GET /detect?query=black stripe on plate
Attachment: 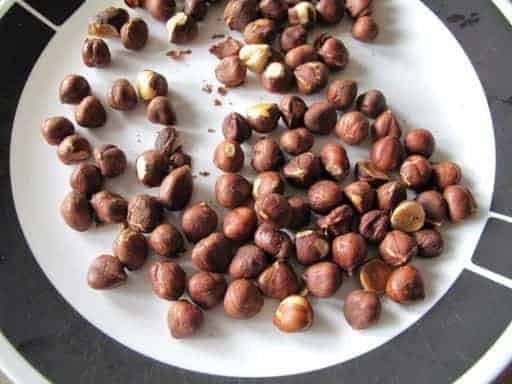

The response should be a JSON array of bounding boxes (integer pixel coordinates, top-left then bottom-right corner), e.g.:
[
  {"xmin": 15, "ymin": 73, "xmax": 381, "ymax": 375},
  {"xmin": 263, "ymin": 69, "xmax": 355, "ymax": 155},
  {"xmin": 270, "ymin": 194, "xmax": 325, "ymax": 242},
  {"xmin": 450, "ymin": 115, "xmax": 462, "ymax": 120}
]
[{"xmin": 22, "ymin": 0, "xmax": 84, "ymax": 26}]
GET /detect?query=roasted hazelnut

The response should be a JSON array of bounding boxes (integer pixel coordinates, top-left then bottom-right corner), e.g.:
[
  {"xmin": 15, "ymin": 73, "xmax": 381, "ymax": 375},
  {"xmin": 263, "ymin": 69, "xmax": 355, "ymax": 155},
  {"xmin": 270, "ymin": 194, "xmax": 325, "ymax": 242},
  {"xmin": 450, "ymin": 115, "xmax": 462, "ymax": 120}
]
[
  {"xmin": 222, "ymin": 112, "xmax": 252, "ymax": 143},
  {"xmin": 317, "ymin": 204, "xmax": 354, "ymax": 238},
  {"xmin": 294, "ymin": 61, "xmax": 329, "ymax": 94},
  {"xmin": 259, "ymin": 0, "xmax": 288, "ymax": 22},
  {"xmin": 254, "ymin": 193, "xmax": 292, "ymax": 228},
  {"xmin": 443, "ymin": 185, "xmax": 476, "ymax": 222},
  {"xmin": 390, "ymin": 201, "xmax": 425, "ymax": 232},
  {"xmin": 127, "ymin": 194, "xmax": 163, "ymax": 233},
  {"xmin": 352, "ymin": 16, "xmax": 378, "ymax": 42},
  {"xmin": 316, "ymin": 0, "xmax": 344, "ymax": 24},
  {"xmin": 304, "ymin": 101, "xmax": 337, "ymax": 135},
  {"xmin": 344, "ymin": 181, "xmax": 375, "ymax": 214},
  {"xmin": 224, "ymin": 279, "xmax": 264, "ymax": 319},
  {"xmin": 251, "ymin": 138, "xmax": 284, "ymax": 172},
  {"xmin": 93, "ymin": 144, "xmax": 127, "ymax": 178},
  {"xmin": 147, "ymin": 96, "xmax": 177, "ymax": 125},
  {"xmin": 148, "ymin": 223, "xmax": 185, "ymax": 257},
  {"xmin": 214, "ymin": 139, "xmax": 244, "ymax": 172},
  {"xmin": 295, "ymin": 230, "xmax": 330, "ymax": 265},
  {"xmin": 254, "ymin": 222, "xmax": 294, "ymax": 259},
  {"xmin": 146, "ymin": 0, "xmax": 176, "ymax": 21},
  {"xmin": 416, "ymin": 190, "xmax": 448, "ymax": 225},
  {"xmin": 355, "ymin": 160, "xmax": 389, "ymax": 187},
  {"xmin": 75, "ymin": 96, "xmax": 107, "ymax": 128},
  {"xmin": 345, "ymin": 0, "xmax": 372, "ymax": 18},
  {"xmin": 70, "ymin": 163, "xmax": 103, "ymax": 195},
  {"xmin": 169, "ymin": 149, "xmax": 191, "ymax": 168},
  {"xmin": 191, "ymin": 232, "xmax": 233, "ymax": 273},
  {"xmin": 359, "ymin": 210, "xmax": 389, "ymax": 243},
  {"xmin": 343, "ymin": 290, "xmax": 381, "ymax": 329},
  {"xmin": 356, "ymin": 89, "xmax": 386, "ymax": 118},
  {"xmin": 209, "ymin": 37, "xmax": 243, "ymax": 59},
  {"xmin": 223, "ymin": 206, "xmax": 257, "ymax": 242},
  {"xmin": 159, "ymin": 165, "xmax": 194, "ymax": 210},
  {"xmin": 379, "ymin": 230, "xmax": 417, "ymax": 267},
  {"xmin": 280, "ymin": 25, "xmax": 308, "ymax": 52},
  {"xmin": 113, "ymin": 226, "xmax": 148, "ymax": 270},
  {"xmin": 57, "ymin": 134, "xmax": 92, "ymax": 165},
  {"xmin": 239, "ymin": 44, "xmax": 272, "ymax": 74},
  {"xmin": 279, "ymin": 95, "xmax": 307, "ymax": 129},
  {"xmin": 326, "ymin": 79, "xmax": 358, "ymax": 110},
  {"xmin": 223, "ymin": 0, "xmax": 260, "ymax": 32},
  {"xmin": 59, "ymin": 74, "xmax": 91, "ymax": 104},
  {"xmin": 302, "ymin": 262, "xmax": 342, "ymax": 297},
  {"xmin": 182, "ymin": 202, "xmax": 218, "ymax": 243},
  {"xmin": 184, "ymin": 0, "xmax": 208, "ymax": 20},
  {"xmin": 229, "ymin": 244, "xmax": 269, "ymax": 279},
  {"xmin": 280, "ymin": 128, "xmax": 314, "ymax": 156},
  {"xmin": 216, "ymin": 173, "xmax": 252, "ymax": 208},
  {"xmin": 107, "ymin": 79, "xmax": 138, "ymax": 111},
  {"xmin": 400, "ymin": 155, "xmax": 432, "ymax": 189},
  {"xmin": 258, "ymin": 260, "xmax": 300, "ymax": 299},
  {"xmin": 386, "ymin": 265, "xmax": 425, "ymax": 303},
  {"xmin": 125, "ymin": 0, "xmax": 145, "ymax": 7},
  {"xmin": 414, "ymin": 228, "xmax": 443, "ymax": 258},
  {"xmin": 404, "ymin": 128, "xmax": 435, "ymax": 158},
  {"xmin": 332, "ymin": 232, "xmax": 367, "ymax": 273},
  {"xmin": 41, "ymin": 116, "xmax": 74, "ymax": 146},
  {"xmin": 167, "ymin": 300, "xmax": 204, "ymax": 338},
  {"xmin": 283, "ymin": 152, "xmax": 323, "ymax": 188},
  {"xmin": 87, "ymin": 255, "xmax": 127, "ymax": 289},
  {"xmin": 288, "ymin": 2, "xmax": 316, "ymax": 28},
  {"xmin": 150, "ymin": 261, "xmax": 186, "ymax": 300},
  {"xmin": 60, "ymin": 190, "xmax": 93, "ymax": 231},
  {"xmin": 243, "ymin": 18, "xmax": 276, "ymax": 44},
  {"xmin": 359, "ymin": 258, "xmax": 392, "ymax": 294},
  {"xmin": 370, "ymin": 136, "xmax": 404, "ymax": 172},
  {"xmin": 273, "ymin": 295, "xmax": 313, "ymax": 332},
  {"xmin": 307, "ymin": 180, "xmax": 344, "ymax": 214},
  {"xmin": 166, "ymin": 12, "xmax": 198, "ymax": 44},
  {"xmin": 432, "ymin": 161, "xmax": 462, "ymax": 190},
  {"xmin": 377, "ymin": 181, "xmax": 406, "ymax": 212},
  {"xmin": 187, "ymin": 271, "xmax": 227, "ymax": 309},
  {"xmin": 92, "ymin": 6, "xmax": 129, "ymax": 33},
  {"xmin": 136, "ymin": 150, "xmax": 168, "ymax": 187},
  {"xmin": 285, "ymin": 44, "xmax": 318, "ymax": 69},
  {"xmin": 261, "ymin": 62, "xmax": 293, "ymax": 93},
  {"xmin": 336, "ymin": 111, "xmax": 369, "ymax": 145},
  {"xmin": 82, "ymin": 38, "xmax": 111, "ymax": 68},
  {"xmin": 371, "ymin": 110, "xmax": 402, "ymax": 141},
  {"xmin": 91, "ymin": 190, "xmax": 128, "ymax": 224},
  {"xmin": 287, "ymin": 195, "xmax": 310, "ymax": 229},
  {"xmin": 215, "ymin": 56, "xmax": 247, "ymax": 87},
  {"xmin": 315, "ymin": 34, "xmax": 349, "ymax": 71},
  {"xmin": 121, "ymin": 18, "xmax": 149, "ymax": 50},
  {"xmin": 320, "ymin": 144, "xmax": 349, "ymax": 181},
  {"xmin": 135, "ymin": 70, "xmax": 168, "ymax": 102},
  {"xmin": 246, "ymin": 102, "xmax": 280, "ymax": 133}
]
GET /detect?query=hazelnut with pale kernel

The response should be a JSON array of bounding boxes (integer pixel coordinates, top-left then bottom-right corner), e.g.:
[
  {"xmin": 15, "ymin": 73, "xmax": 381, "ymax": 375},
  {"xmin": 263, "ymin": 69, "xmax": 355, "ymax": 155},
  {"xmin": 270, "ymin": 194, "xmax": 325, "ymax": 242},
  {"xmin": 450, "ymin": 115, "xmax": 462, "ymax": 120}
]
[
  {"xmin": 166, "ymin": 12, "xmax": 198, "ymax": 44},
  {"xmin": 239, "ymin": 44, "xmax": 272, "ymax": 73},
  {"xmin": 214, "ymin": 139, "xmax": 245, "ymax": 172},
  {"xmin": 294, "ymin": 61, "xmax": 329, "ymax": 94},
  {"xmin": 135, "ymin": 70, "xmax": 168, "ymax": 102},
  {"xmin": 295, "ymin": 230, "xmax": 330, "ymax": 265},
  {"xmin": 136, "ymin": 150, "xmax": 169, "ymax": 187},
  {"xmin": 247, "ymin": 102, "xmax": 281, "ymax": 133},
  {"xmin": 283, "ymin": 152, "xmax": 323, "ymax": 188},
  {"xmin": 261, "ymin": 62, "xmax": 293, "ymax": 93},
  {"xmin": 288, "ymin": 1, "xmax": 317, "ymax": 28},
  {"xmin": 273, "ymin": 295, "xmax": 314, "ymax": 332}
]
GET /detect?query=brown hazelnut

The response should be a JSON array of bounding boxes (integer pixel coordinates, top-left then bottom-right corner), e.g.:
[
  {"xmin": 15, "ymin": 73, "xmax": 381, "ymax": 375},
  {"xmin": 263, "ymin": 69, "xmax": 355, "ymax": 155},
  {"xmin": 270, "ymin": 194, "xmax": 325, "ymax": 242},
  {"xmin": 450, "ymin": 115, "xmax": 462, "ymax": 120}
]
[
  {"xmin": 432, "ymin": 161, "xmax": 462, "ymax": 190},
  {"xmin": 315, "ymin": 34, "xmax": 349, "ymax": 71},
  {"xmin": 147, "ymin": 96, "xmax": 177, "ymax": 125},
  {"xmin": 150, "ymin": 261, "xmax": 186, "ymax": 300},
  {"xmin": 182, "ymin": 202, "xmax": 218, "ymax": 243},
  {"xmin": 246, "ymin": 102, "xmax": 280, "ymax": 133},
  {"xmin": 222, "ymin": 112, "xmax": 252, "ymax": 143},
  {"xmin": 319, "ymin": 143, "xmax": 349, "ymax": 181},
  {"xmin": 169, "ymin": 149, "xmax": 191, "ymax": 169},
  {"xmin": 87, "ymin": 255, "xmax": 127, "ymax": 289},
  {"xmin": 370, "ymin": 136, "xmax": 404, "ymax": 172},
  {"xmin": 59, "ymin": 74, "xmax": 91, "ymax": 104},
  {"xmin": 356, "ymin": 89, "xmax": 386, "ymax": 118},
  {"xmin": 223, "ymin": 206, "xmax": 257, "ymax": 242},
  {"xmin": 121, "ymin": 18, "xmax": 149, "ymax": 50},
  {"xmin": 136, "ymin": 150, "xmax": 169, "ymax": 187},
  {"xmin": 359, "ymin": 209, "xmax": 389, "ymax": 243},
  {"xmin": 295, "ymin": 230, "xmax": 330, "ymax": 265},
  {"xmin": 70, "ymin": 163, "xmax": 103, "ymax": 195},
  {"xmin": 359, "ymin": 258, "xmax": 391, "ymax": 294},
  {"xmin": 285, "ymin": 44, "xmax": 318, "ymax": 69},
  {"xmin": 146, "ymin": 0, "xmax": 176, "ymax": 21},
  {"xmin": 254, "ymin": 193, "xmax": 292, "ymax": 228},
  {"xmin": 280, "ymin": 25, "xmax": 308, "ymax": 52},
  {"xmin": 135, "ymin": 70, "xmax": 168, "ymax": 102},
  {"xmin": 229, "ymin": 244, "xmax": 269, "ymax": 279},
  {"xmin": 304, "ymin": 101, "xmax": 337, "ymax": 135},
  {"xmin": 377, "ymin": 181, "xmax": 406, "ymax": 212},
  {"xmin": 243, "ymin": 18, "xmax": 276, "ymax": 44},
  {"xmin": 288, "ymin": 1, "xmax": 317, "ymax": 28},
  {"xmin": 317, "ymin": 204, "xmax": 354, "ymax": 238},
  {"xmin": 254, "ymin": 222, "xmax": 295, "ymax": 259},
  {"xmin": 251, "ymin": 138, "xmax": 284, "ymax": 172},
  {"xmin": 414, "ymin": 228, "xmax": 443, "ymax": 258},
  {"xmin": 355, "ymin": 160, "xmax": 389, "ymax": 187},
  {"xmin": 127, "ymin": 194, "xmax": 163, "ymax": 233},
  {"xmin": 332, "ymin": 232, "xmax": 367, "ymax": 273},
  {"xmin": 260, "ymin": 0, "xmax": 288, "ymax": 21},
  {"xmin": 125, "ymin": 0, "xmax": 145, "ymax": 7},
  {"xmin": 258, "ymin": 260, "xmax": 300, "ymax": 299},
  {"xmin": 184, "ymin": 0, "xmax": 208, "ymax": 20},
  {"xmin": 386, "ymin": 265, "xmax": 425, "ymax": 303},
  {"xmin": 159, "ymin": 165, "xmax": 194, "ymax": 211},
  {"xmin": 223, "ymin": 0, "xmax": 260, "ymax": 32},
  {"xmin": 41, "ymin": 116, "xmax": 74, "ymax": 146},
  {"xmin": 215, "ymin": 56, "xmax": 247, "ymax": 87},
  {"xmin": 352, "ymin": 16, "xmax": 378, "ymax": 42},
  {"xmin": 283, "ymin": 152, "xmax": 323, "ymax": 188},
  {"xmin": 345, "ymin": 0, "xmax": 372, "ymax": 18},
  {"xmin": 93, "ymin": 144, "xmax": 127, "ymax": 178},
  {"xmin": 261, "ymin": 62, "xmax": 294, "ymax": 93},
  {"xmin": 273, "ymin": 295, "xmax": 313, "ymax": 332},
  {"xmin": 390, "ymin": 201, "xmax": 425, "ymax": 232},
  {"xmin": 307, "ymin": 180, "xmax": 344, "ymax": 214},
  {"xmin": 344, "ymin": 181, "xmax": 376, "ymax": 214},
  {"xmin": 336, "ymin": 111, "xmax": 369, "ymax": 145},
  {"xmin": 113, "ymin": 226, "xmax": 148, "ymax": 270},
  {"xmin": 213, "ymin": 139, "xmax": 244, "ymax": 172},
  {"xmin": 416, "ymin": 190, "xmax": 447, "ymax": 225},
  {"xmin": 57, "ymin": 134, "xmax": 92, "ymax": 165},
  {"xmin": 82, "ymin": 38, "xmax": 111, "ymax": 68},
  {"xmin": 379, "ymin": 230, "xmax": 418, "ymax": 267},
  {"xmin": 343, "ymin": 290, "xmax": 381, "ymax": 329},
  {"xmin": 279, "ymin": 94, "xmax": 307, "ymax": 128},
  {"xmin": 371, "ymin": 110, "xmax": 402, "ymax": 141},
  {"xmin": 60, "ymin": 190, "xmax": 93, "ymax": 231},
  {"xmin": 326, "ymin": 78, "xmax": 358, "ymax": 110},
  {"xmin": 404, "ymin": 128, "xmax": 435, "ymax": 158},
  {"xmin": 302, "ymin": 261, "xmax": 342, "ymax": 297},
  {"xmin": 280, "ymin": 128, "xmax": 314, "ymax": 155},
  {"xmin": 443, "ymin": 185, "xmax": 476, "ymax": 222},
  {"xmin": 107, "ymin": 79, "xmax": 138, "ymax": 111},
  {"xmin": 148, "ymin": 223, "xmax": 185, "ymax": 257},
  {"xmin": 294, "ymin": 61, "xmax": 329, "ymax": 94},
  {"xmin": 166, "ymin": 12, "xmax": 198, "ymax": 44},
  {"xmin": 224, "ymin": 279, "xmax": 264, "ymax": 319},
  {"xmin": 187, "ymin": 271, "xmax": 227, "ymax": 309},
  {"xmin": 215, "ymin": 173, "xmax": 252, "ymax": 208},
  {"xmin": 75, "ymin": 96, "xmax": 107, "ymax": 128},
  {"xmin": 209, "ymin": 37, "xmax": 243, "ymax": 59},
  {"xmin": 287, "ymin": 195, "xmax": 310, "ymax": 229},
  {"xmin": 316, "ymin": 0, "xmax": 344, "ymax": 24},
  {"xmin": 191, "ymin": 232, "xmax": 233, "ymax": 273},
  {"xmin": 167, "ymin": 300, "xmax": 204, "ymax": 338},
  {"xmin": 91, "ymin": 190, "xmax": 128, "ymax": 224},
  {"xmin": 91, "ymin": 6, "xmax": 129, "ymax": 34},
  {"xmin": 399, "ymin": 155, "xmax": 432, "ymax": 189}
]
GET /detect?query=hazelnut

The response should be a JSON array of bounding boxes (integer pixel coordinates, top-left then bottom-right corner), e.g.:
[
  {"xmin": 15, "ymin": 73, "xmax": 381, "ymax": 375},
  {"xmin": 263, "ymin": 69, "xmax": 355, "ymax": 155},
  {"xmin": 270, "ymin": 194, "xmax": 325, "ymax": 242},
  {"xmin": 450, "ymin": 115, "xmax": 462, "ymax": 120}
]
[
  {"xmin": 343, "ymin": 290, "xmax": 381, "ymax": 329},
  {"xmin": 390, "ymin": 201, "xmax": 425, "ymax": 232},
  {"xmin": 303, "ymin": 262, "xmax": 342, "ymax": 297},
  {"xmin": 224, "ymin": 279, "xmax": 264, "ymax": 319},
  {"xmin": 148, "ymin": 223, "xmax": 185, "ymax": 257},
  {"xmin": 107, "ymin": 79, "xmax": 138, "ymax": 111},
  {"xmin": 261, "ymin": 62, "xmax": 294, "ymax": 93},
  {"xmin": 91, "ymin": 6, "xmax": 129, "ymax": 33},
  {"xmin": 344, "ymin": 181, "xmax": 376, "ymax": 214},
  {"xmin": 251, "ymin": 138, "xmax": 284, "ymax": 172},
  {"xmin": 273, "ymin": 295, "xmax": 313, "ymax": 332},
  {"xmin": 260, "ymin": 0, "xmax": 288, "ymax": 22},
  {"xmin": 159, "ymin": 165, "xmax": 194, "ymax": 211},
  {"xmin": 75, "ymin": 96, "xmax": 107, "ymax": 128},
  {"xmin": 283, "ymin": 152, "xmax": 323, "ymax": 188},
  {"xmin": 285, "ymin": 44, "xmax": 318, "ymax": 69},
  {"xmin": 150, "ymin": 261, "xmax": 186, "ymax": 300},
  {"xmin": 370, "ymin": 136, "xmax": 404, "ymax": 172},
  {"xmin": 320, "ymin": 143, "xmax": 350, "ymax": 181},
  {"xmin": 316, "ymin": 0, "xmax": 344, "ymax": 24},
  {"xmin": 41, "ymin": 116, "xmax": 74, "ymax": 145},
  {"xmin": 187, "ymin": 271, "xmax": 227, "ymax": 309},
  {"xmin": 182, "ymin": 202, "xmax": 218, "ymax": 243},
  {"xmin": 70, "ymin": 163, "xmax": 103, "ymax": 195},
  {"xmin": 326, "ymin": 78, "xmax": 358, "ymax": 110},
  {"xmin": 359, "ymin": 210, "xmax": 389, "ymax": 243},
  {"xmin": 209, "ymin": 37, "xmax": 243, "ymax": 59},
  {"xmin": 399, "ymin": 155, "xmax": 432, "ymax": 189},
  {"xmin": 279, "ymin": 95, "xmax": 307, "ymax": 128},
  {"xmin": 317, "ymin": 204, "xmax": 354, "ymax": 238},
  {"xmin": 169, "ymin": 149, "xmax": 191, "ymax": 169},
  {"xmin": 280, "ymin": 128, "xmax": 314, "ymax": 155},
  {"xmin": 386, "ymin": 265, "xmax": 425, "ymax": 303},
  {"xmin": 258, "ymin": 260, "xmax": 300, "ymax": 299},
  {"xmin": 59, "ymin": 74, "xmax": 91, "ymax": 104},
  {"xmin": 287, "ymin": 195, "xmax": 310, "ymax": 229},
  {"xmin": 288, "ymin": 2, "xmax": 317, "ymax": 28},
  {"xmin": 87, "ymin": 255, "xmax": 127, "ymax": 289},
  {"xmin": 404, "ymin": 128, "xmax": 435, "ymax": 158},
  {"xmin": 294, "ymin": 61, "xmax": 329, "ymax": 94},
  {"xmin": 244, "ymin": 18, "xmax": 276, "ymax": 44},
  {"xmin": 315, "ymin": 34, "xmax": 349, "ymax": 71},
  {"xmin": 304, "ymin": 101, "xmax": 337, "ymax": 135},
  {"xmin": 146, "ymin": 0, "xmax": 176, "ymax": 21},
  {"xmin": 214, "ymin": 139, "xmax": 244, "ymax": 172},
  {"xmin": 135, "ymin": 70, "xmax": 168, "ymax": 102},
  {"xmin": 222, "ymin": 112, "xmax": 252, "ymax": 143},
  {"xmin": 127, "ymin": 194, "xmax": 163, "ymax": 233},
  {"xmin": 223, "ymin": 206, "xmax": 257, "ymax": 242},
  {"xmin": 229, "ymin": 244, "xmax": 269, "ymax": 279},
  {"xmin": 215, "ymin": 173, "xmax": 252, "ymax": 208},
  {"xmin": 91, "ymin": 190, "xmax": 128, "ymax": 224},
  {"xmin": 191, "ymin": 232, "xmax": 233, "ymax": 273},
  {"xmin": 443, "ymin": 185, "xmax": 476, "ymax": 222},
  {"xmin": 184, "ymin": 0, "xmax": 208, "ymax": 21},
  {"xmin": 239, "ymin": 44, "xmax": 272, "ymax": 74},
  {"xmin": 379, "ymin": 230, "xmax": 418, "ymax": 267},
  {"xmin": 113, "ymin": 226, "xmax": 148, "ymax": 270},
  {"xmin": 254, "ymin": 222, "xmax": 294, "ymax": 259},
  {"xmin": 125, "ymin": 0, "xmax": 145, "ymax": 7},
  {"xmin": 215, "ymin": 56, "xmax": 248, "ymax": 87},
  {"xmin": 295, "ymin": 230, "xmax": 330, "ymax": 265},
  {"xmin": 377, "ymin": 181, "xmax": 406, "ymax": 212},
  {"xmin": 307, "ymin": 180, "xmax": 344, "ymax": 214},
  {"xmin": 356, "ymin": 89, "xmax": 386, "ymax": 118},
  {"xmin": 432, "ymin": 161, "xmax": 462, "ymax": 190},
  {"xmin": 223, "ymin": 0, "xmax": 260, "ymax": 32},
  {"xmin": 82, "ymin": 38, "xmax": 111, "ymax": 68},
  {"xmin": 93, "ymin": 144, "xmax": 127, "ymax": 178},
  {"xmin": 57, "ymin": 134, "xmax": 92, "ymax": 165},
  {"xmin": 332, "ymin": 232, "xmax": 367, "ymax": 273},
  {"xmin": 246, "ymin": 102, "xmax": 280, "ymax": 133},
  {"xmin": 254, "ymin": 193, "xmax": 292, "ymax": 228},
  {"xmin": 280, "ymin": 25, "xmax": 308, "ymax": 52},
  {"xmin": 136, "ymin": 150, "xmax": 169, "ymax": 187},
  {"xmin": 359, "ymin": 258, "xmax": 392, "ymax": 294},
  {"xmin": 416, "ymin": 190, "xmax": 448, "ymax": 225},
  {"xmin": 355, "ymin": 160, "xmax": 389, "ymax": 187},
  {"xmin": 371, "ymin": 110, "xmax": 402, "ymax": 141},
  {"xmin": 336, "ymin": 111, "xmax": 369, "ymax": 145},
  {"xmin": 167, "ymin": 300, "xmax": 204, "ymax": 338},
  {"xmin": 352, "ymin": 16, "xmax": 379, "ymax": 42},
  {"xmin": 147, "ymin": 96, "xmax": 177, "ymax": 125},
  {"xmin": 60, "ymin": 190, "xmax": 93, "ymax": 231},
  {"xmin": 414, "ymin": 228, "xmax": 443, "ymax": 258},
  {"xmin": 345, "ymin": 0, "xmax": 372, "ymax": 18},
  {"xmin": 166, "ymin": 12, "xmax": 198, "ymax": 44},
  {"xmin": 121, "ymin": 18, "xmax": 149, "ymax": 50}
]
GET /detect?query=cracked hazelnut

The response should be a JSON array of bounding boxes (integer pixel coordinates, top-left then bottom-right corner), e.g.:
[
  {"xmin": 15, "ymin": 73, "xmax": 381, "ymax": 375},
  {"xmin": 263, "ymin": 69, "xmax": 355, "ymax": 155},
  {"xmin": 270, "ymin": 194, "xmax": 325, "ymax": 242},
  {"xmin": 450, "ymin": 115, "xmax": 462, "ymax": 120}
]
[
  {"xmin": 326, "ymin": 78, "xmax": 357, "ymax": 110},
  {"xmin": 107, "ymin": 79, "xmax": 138, "ymax": 111},
  {"xmin": 294, "ymin": 61, "xmax": 329, "ymax": 94},
  {"xmin": 136, "ymin": 70, "xmax": 168, "ymax": 102},
  {"xmin": 209, "ymin": 37, "xmax": 243, "ymax": 59},
  {"xmin": 283, "ymin": 152, "xmax": 323, "ymax": 188},
  {"xmin": 443, "ymin": 185, "xmax": 476, "ymax": 222},
  {"xmin": 260, "ymin": 0, "xmax": 288, "ymax": 22},
  {"xmin": 370, "ymin": 136, "xmax": 404, "ymax": 172},
  {"xmin": 390, "ymin": 201, "xmax": 425, "ymax": 232},
  {"xmin": 288, "ymin": 195, "xmax": 310, "ymax": 229},
  {"xmin": 244, "ymin": 18, "xmax": 276, "ymax": 44},
  {"xmin": 280, "ymin": 128, "xmax": 314, "ymax": 155},
  {"xmin": 75, "ymin": 96, "xmax": 107, "ymax": 128},
  {"xmin": 400, "ymin": 155, "xmax": 432, "ymax": 189},
  {"xmin": 379, "ymin": 230, "xmax": 418, "ymax": 267},
  {"xmin": 386, "ymin": 265, "xmax": 425, "ymax": 303},
  {"xmin": 414, "ymin": 228, "xmax": 443, "ymax": 258},
  {"xmin": 60, "ymin": 190, "xmax": 93, "ymax": 231},
  {"xmin": 57, "ymin": 134, "xmax": 91, "ymax": 165},
  {"xmin": 148, "ymin": 223, "xmax": 185, "ymax": 257},
  {"xmin": 254, "ymin": 193, "xmax": 292, "ymax": 228},
  {"xmin": 359, "ymin": 258, "xmax": 392, "ymax": 294},
  {"xmin": 42, "ymin": 116, "xmax": 74, "ymax": 145},
  {"xmin": 127, "ymin": 194, "xmax": 163, "ymax": 233},
  {"xmin": 91, "ymin": 190, "xmax": 128, "ymax": 224},
  {"xmin": 288, "ymin": 1, "xmax": 316, "ymax": 28},
  {"xmin": 357, "ymin": 89, "xmax": 386, "ymax": 118},
  {"xmin": 316, "ymin": 0, "xmax": 344, "ymax": 24},
  {"xmin": 215, "ymin": 173, "xmax": 251, "ymax": 208},
  {"xmin": 352, "ymin": 16, "xmax": 378, "ymax": 42},
  {"xmin": 168, "ymin": 300, "xmax": 203, "ymax": 338},
  {"xmin": 321, "ymin": 144, "xmax": 351, "ymax": 181},
  {"xmin": 113, "ymin": 226, "xmax": 148, "ymax": 270},
  {"xmin": 121, "ymin": 18, "xmax": 149, "ymax": 50},
  {"xmin": 355, "ymin": 160, "xmax": 389, "ymax": 187},
  {"xmin": 371, "ymin": 110, "xmax": 402, "ymax": 141},
  {"xmin": 251, "ymin": 138, "xmax": 284, "ymax": 172},
  {"xmin": 262, "ymin": 62, "xmax": 294, "ymax": 93},
  {"xmin": 317, "ymin": 204, "xmax": 354, "ymax": 238},
  {"xmin": 254, "ymin": 222, "xmax": 294, "ymax": 259},
  {"xmin": 187, "ymin": 271, "xmax": 227, "ymax": 309},
  {"xmin": 93, "ymin": 144, "xmax": 127, "ymax": 178},
  {"xmin": 89, "ymin": 7, "xmax": 129, "ymax": 36},
  {"xmin": 285, "ymin": 44, "xmax": 318, "ymax": 69},
  {"xmin": 377, "ymin": 181, "xmax": 406, "ymax": 212},
  {"xmin": 239, "ymin": 44, "xmax": 272, "ymax": 73},
  {"xmin": 136, "ymin": 150, "xmax": 169, "ymax": 187},
  {"xmin": 167, "ymin": 12, "xmax": 198, "ymax": 44},
  {"xmin": 214, "ymin": 139, "xmax": 244, "ymax": 172},
  {"xmin": 404, "ymin": 128, "xmax": 435, "ymax": 158},
  {"xmin": 223, "ymin": 0, "xmax": 260, "ymax": 31},
  {"xmin": 432, "ymin": 161, "xmax": 462, "ymax": 190},
  {"xmin": 150, "ymin": 261, "xmax": 186, "ymax": 300},
  {"xmin": 416, "ymin": 190, "xmax": 448, "ymax": 225},
  {"xmin": 59, "ymin": 74, "xmax": 91, "ymax": 104},
  {"xmin": 70, "ymin": 163, "xmax": 103, "ymax": 195},
  {"xmin": 146, "ymin": 0, "xmax": 176, "ymax": 21},
  {"xmin": 303, "ymin": 262, "xmax": 342, "ymax": 297},
  {"xmin": 258, "ymin": 260, "xmax": 299, "ymax": 299},
  {"xmin": 246, "ymin": 102, "xmax": 280, "ymax": 133},
  {"xmin": 230, "ymin": 244, "xmax": 269, "ymax": 279},
  {"xmin": 215, "ymin": 56, "xmax": 247, "ymax": 87},
  {"xmin": 182, "ymin": 202, "xmax": 219, "ymax": 243},
  {"xmin": 344, "ymin": 290, "xmax": 381, "ymax": 329},
  {"xmin": 336, "ymin": 111, "xmax": 369, "ymax": 145},
  {"xmin": 191, "ymin": 232, "xmax": 233, "ymax": 273},
  {"xmin": 345, "ymin": 0, "xmax": 372, "ymax": 18},
  {"xmin": 280, "ymin": 24, "xmax": 308, "ymax": 52},
  {"xmin": 223, "ymin": 206, "xmax": 257, "ymax": 242},
  {"xmin": 82, "ymin": 38, "xmax": 111, "ymax": 68},
  {"xmin": 307, "ymin": 180, "xmax": 344, "ymax": 214},
  {"xmin": 87, "ymin": 255, "xmax": 126, "ymax": 289},
  {"xmin": 315, "ymin": 34, "xmax": 349, "ymax": 71},
  {"xmin": 222, "ymin": 112, "xmax": 252, "ymax": 142},
  {"xmin": 184, "ymin": 0, "xmax": 208, "ymax": 20},
  {"xmin": 279, "ymin": 95, "xmax": 307, "ymax": 128},
  {"xmin": 224, "ymin": 279, "xmax": 264, "ymax": 319},
  {"xmin": 273, "ymin": 295, "xmax": 313, "ymax": 332},
  {"xmin": 344, "ymin": 181, "xmax": 376, "ymax": 214},
  {"xmin": 332, "ymin": 232, "xmax": 367, "ymax": 274},
  {"xmin": 295, "ymin": 230, "xmax": 330, "ymax": 265},
  {"xmin": 304, "ymin": 101, "xmax": 337, "ymax": 134},
  {"xmin": 147, "ymin": 96, "xmax": 177, "ymax": 125},
  {"xmin": 358, "ymin": 209, "xmax": 389, "ymax": 243}
]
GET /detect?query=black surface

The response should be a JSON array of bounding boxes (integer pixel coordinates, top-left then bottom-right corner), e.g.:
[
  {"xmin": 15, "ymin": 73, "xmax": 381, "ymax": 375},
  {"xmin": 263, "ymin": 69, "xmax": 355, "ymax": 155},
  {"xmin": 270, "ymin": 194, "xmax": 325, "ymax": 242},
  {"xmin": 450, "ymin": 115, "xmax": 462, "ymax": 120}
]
[{"xmin": 23, "ymin": 0, "xmax": 84, "ymax": 25}]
